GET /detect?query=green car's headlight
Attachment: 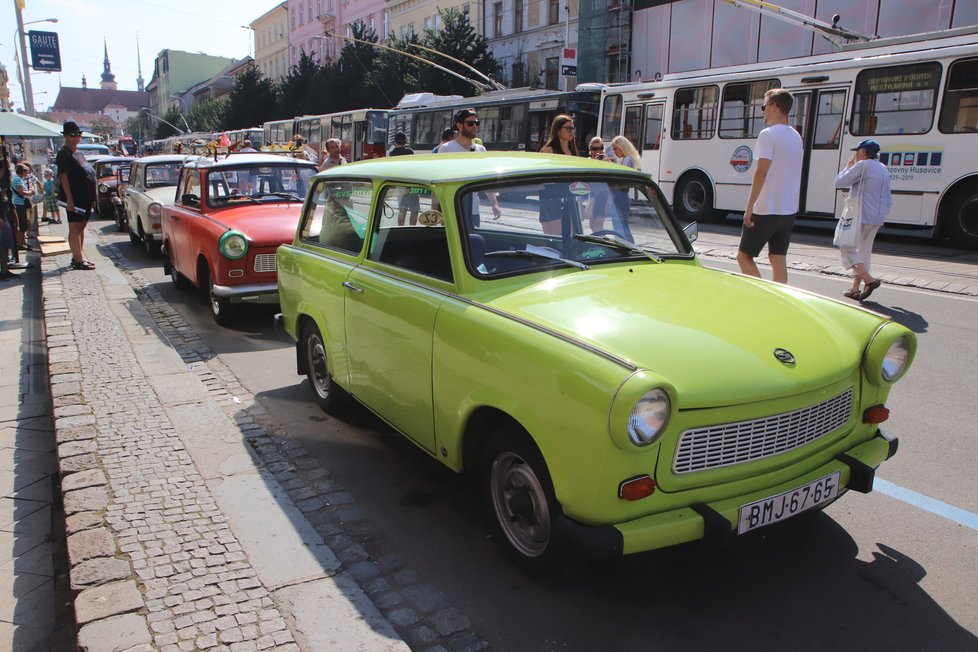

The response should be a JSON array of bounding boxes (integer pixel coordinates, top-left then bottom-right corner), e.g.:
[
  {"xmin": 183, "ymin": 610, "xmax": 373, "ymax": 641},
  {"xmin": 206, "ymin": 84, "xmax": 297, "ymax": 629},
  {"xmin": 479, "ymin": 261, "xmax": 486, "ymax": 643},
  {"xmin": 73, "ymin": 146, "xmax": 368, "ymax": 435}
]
[
  {"xmin": 881, "ymin": 336, "xmax": 911, "ymax": 381},
  {"xmin": 219, "ymin": 231, "xmax": 248, "ymax": 260},
  {"xmin": 864, "ymin": 324, "xmax": 916, "ymax": 385},
  {"xmin": 628, "ymin": 389, "xmax": 671, "ymax": 446}
]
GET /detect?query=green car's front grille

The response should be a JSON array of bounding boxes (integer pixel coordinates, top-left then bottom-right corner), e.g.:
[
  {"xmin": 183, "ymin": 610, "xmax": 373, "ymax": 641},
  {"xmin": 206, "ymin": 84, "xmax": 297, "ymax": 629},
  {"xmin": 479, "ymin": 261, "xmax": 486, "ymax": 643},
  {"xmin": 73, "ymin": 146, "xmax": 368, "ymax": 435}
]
[{"xmin": 673, "ymin": 387, "xmax": 854, "ymax": 474}]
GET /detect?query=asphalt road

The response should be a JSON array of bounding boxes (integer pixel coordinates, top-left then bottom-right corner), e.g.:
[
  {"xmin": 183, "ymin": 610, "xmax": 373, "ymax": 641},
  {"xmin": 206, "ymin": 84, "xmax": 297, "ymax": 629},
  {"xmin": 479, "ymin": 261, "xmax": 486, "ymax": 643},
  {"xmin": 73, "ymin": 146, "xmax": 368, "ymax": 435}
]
[{"xmin": 98, "ymin": 221, "xmax": 978, "ymax": 652}]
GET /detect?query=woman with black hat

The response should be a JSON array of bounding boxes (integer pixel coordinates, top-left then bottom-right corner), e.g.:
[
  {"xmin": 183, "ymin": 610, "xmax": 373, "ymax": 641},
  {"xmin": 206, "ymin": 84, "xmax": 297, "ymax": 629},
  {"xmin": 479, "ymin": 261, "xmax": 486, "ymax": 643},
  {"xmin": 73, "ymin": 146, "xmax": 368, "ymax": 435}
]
[{"xmin": 55, "ymin": 121, "xmax": 97, "ymax": 270}]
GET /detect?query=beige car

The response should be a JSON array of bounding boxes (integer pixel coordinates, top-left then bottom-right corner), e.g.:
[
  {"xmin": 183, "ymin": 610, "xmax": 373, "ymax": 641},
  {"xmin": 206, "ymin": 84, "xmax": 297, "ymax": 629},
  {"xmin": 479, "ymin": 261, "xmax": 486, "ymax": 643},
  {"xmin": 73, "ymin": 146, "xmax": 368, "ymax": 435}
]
[{"xmin": 123, "ymin": 154, "xmax": 197, "ymax": 256}]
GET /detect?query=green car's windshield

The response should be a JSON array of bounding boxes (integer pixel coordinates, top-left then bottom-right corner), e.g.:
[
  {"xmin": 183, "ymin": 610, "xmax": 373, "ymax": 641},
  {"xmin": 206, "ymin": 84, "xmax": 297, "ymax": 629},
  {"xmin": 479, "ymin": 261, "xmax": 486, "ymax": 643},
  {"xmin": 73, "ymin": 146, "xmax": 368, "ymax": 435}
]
[
  {"xmin": 205, "ymin": 164, "xmax": 317, "ymax": 207},
  {"xmin": 458, "ymin": 177, "xmax": 690, "ymax": 277}
]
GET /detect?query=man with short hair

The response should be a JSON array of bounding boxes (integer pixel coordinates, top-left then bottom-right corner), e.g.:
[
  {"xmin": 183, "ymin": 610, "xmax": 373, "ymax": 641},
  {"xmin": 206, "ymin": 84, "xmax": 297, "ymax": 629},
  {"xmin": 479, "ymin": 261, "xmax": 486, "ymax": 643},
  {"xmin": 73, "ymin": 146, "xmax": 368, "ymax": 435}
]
[
  {"xmin": 239, "ymin": 140, "xmax": 258, "ymax": 153},
  {"xmin": 319, "ymin": 138, "xmax": 347, "ymax": 171},
  {"xmin": 438, "ymin": 109, "xmax": 486, "ymax": 153},
  {"xmin": 56, "ymin": 121, "xmax": 98, "ymax": 270},
  {"xmin": 737, "ymin": 88, "xmax": 803, "ymax": 284},
  {"xmin": 436, "ymin": 110, "xmax": 500, "ymax": 222},
  {"xmin": 388, "ymin": 132, "xmax": 419, "ymax": 226}
]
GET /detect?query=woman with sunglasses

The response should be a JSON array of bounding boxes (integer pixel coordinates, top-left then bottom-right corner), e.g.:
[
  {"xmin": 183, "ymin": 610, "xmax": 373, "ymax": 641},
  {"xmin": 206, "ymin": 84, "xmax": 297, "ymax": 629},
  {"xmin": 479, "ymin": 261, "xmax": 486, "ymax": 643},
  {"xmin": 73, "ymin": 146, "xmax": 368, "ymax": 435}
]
[{"xmin": 540, "ymin": 114, "xmax": 579, "ymax": 157}]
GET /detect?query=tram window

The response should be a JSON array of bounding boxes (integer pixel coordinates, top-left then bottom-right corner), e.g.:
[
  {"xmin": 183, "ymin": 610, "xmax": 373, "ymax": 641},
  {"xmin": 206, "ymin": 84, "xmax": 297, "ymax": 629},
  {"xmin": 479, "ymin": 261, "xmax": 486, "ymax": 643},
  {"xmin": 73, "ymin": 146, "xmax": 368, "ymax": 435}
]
[
  {"xmin": 852, "ymin": 62, "xmax": 941, "ymax": 136},
  {"xmin": 499, "ymin": 104, "xmax": 525, "ymax": 143},
  {"xmin": 812, "ymin": 91, "xmax": 846, "ymax": 148},
  {"xmin": 671, "ymin": 85, "xmax": 718, "ymax": 140},
  {"xmin": 719, "ymin": 79, "xmax": 779, "ymax": 138},
  {"xmin": 624, "ymin": 106, "xmax": 642, "ymax": 150},
  {"xmin": 642, "ymin": 104, "xmax": 664, "ymax": 151},
  {"xmin": 939, "ymin": 58, "xmax": 978, "ymax": 133},
  {"xmin": 602, "ymin": 95, "xmax": 623, "ymax": 140}
]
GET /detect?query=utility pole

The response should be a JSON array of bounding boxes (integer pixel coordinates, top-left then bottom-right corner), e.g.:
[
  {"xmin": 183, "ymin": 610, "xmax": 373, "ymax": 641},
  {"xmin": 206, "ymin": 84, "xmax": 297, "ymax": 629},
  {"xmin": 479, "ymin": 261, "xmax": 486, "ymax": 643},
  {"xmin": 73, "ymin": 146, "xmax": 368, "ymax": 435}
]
[{"xmin": 13, "ymin": 0, "xmax": 36, "ymax": 116}]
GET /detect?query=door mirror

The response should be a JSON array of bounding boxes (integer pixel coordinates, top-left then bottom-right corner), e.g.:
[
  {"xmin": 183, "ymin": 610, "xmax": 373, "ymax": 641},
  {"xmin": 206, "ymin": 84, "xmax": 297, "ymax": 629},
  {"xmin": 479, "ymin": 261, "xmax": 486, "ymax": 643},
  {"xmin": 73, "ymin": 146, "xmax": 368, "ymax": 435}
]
[
  {"xmin": 683, "ymin": 221, "xmax": 698, "ymax": 244},
  {"xmin": 181, "ymin": 193, "xmax": 200, "ymax": 207}
]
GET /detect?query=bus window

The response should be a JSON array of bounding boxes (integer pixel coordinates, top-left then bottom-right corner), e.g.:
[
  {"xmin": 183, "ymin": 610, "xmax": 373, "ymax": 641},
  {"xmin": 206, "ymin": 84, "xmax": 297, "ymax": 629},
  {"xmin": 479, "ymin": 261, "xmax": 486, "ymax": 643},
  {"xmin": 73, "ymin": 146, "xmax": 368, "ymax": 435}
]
[
  {"xmin": 671, "ymin": 85, "xmax": 718, "ymax": 140},
  {"xmin": 939, "ymin": 58, "xmax": 978, "ymax": 133},
  {"xmin": 852, "ymin": 62, "xmax": 941, "ymax": 136},
  {"xmin": 812, "ymin": 91, "xmax": 845, "ymax": 148},
  {"xmin": 642, "ymin": 104, "xmax": 664, "ymax": 151},
  {"xmin": 602, "ymin": 95, "xmax": 623, "ymax": 140},
  {"xmin": 481, "ymin": 106, "xmax": 501, "ymax": 143},
  {"xmin": 624, "ymin": 106, "xmax": 642, "ymax": 149},
  {"xmin": 789, "ymin": 91, "xmax": 812, "ymax": 141},
  {"xmin": 719, "ymin": 79, "xmax": 779, "ymax": 138},
  {"xmin": 499, "ymin": 104, "xmax": 525, "ymax": 143}
]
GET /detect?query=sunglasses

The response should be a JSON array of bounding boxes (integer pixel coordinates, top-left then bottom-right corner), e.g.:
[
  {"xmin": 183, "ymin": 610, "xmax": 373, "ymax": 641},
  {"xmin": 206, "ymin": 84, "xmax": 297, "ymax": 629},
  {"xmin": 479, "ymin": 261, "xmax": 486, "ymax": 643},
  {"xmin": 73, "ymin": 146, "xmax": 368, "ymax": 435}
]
[
  {"xmin": 562, "ymin": 125, "xmax": 576, "ymax": 130},
  {"xmin": 66, "ymin": 133, "xmax": 82, "ymax": 137},
  {"xmin": 589, "ymin": 145, "xmax": 604, "ymax": 150},
  {"xmin": 463, "ymin": 120, "xmax": 480, "ymax": 126}
]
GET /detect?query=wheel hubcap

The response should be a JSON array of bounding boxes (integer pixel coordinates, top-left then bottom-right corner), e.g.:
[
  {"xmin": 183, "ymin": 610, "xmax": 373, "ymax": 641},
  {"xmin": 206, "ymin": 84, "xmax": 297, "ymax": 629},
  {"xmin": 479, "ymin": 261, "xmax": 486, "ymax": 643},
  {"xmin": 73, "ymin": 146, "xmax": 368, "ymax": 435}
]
[
  {"xmin": 684, "ymin": 182, "xmax": 705, "ymax": 212},
  {"xmin": 490, "ymin": 452, "xmax": 550, "ymax": 557},
  {"xmin": 959, "ymin": 195, "xmax": 978, "ymax": 238},
  {"xmin": 307, "ymin": 335, "xmax": 330, "ymax": 398}
]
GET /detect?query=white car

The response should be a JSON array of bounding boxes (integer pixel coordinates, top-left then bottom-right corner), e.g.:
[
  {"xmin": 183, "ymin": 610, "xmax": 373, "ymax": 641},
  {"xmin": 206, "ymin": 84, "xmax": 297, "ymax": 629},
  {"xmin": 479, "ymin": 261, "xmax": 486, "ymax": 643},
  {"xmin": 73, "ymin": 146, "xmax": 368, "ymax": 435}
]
[{"xmin": 123, "ymin": 155, "xmax": 197, "ymax": 256}]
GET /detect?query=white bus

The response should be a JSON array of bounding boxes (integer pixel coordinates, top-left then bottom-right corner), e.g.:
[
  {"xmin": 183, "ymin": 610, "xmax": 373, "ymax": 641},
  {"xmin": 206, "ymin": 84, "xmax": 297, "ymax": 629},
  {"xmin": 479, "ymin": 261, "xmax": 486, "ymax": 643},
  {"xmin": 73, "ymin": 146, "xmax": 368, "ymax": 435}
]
[{"xmin": 598, "ymin": 26, "xmax": 978, "ymax": 248}]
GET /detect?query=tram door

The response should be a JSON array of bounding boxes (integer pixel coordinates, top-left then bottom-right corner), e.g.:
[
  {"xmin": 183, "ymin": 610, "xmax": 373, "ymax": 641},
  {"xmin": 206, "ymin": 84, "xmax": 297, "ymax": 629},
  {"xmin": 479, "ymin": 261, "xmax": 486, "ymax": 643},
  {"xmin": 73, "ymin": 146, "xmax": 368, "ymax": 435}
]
[
  {"xmin": 639, "ymin": 101, "xmax": 666, "ymax": 182},
  {"xmin": 791, "ymin": 88, "xmax": 849, "ymax": 215}
]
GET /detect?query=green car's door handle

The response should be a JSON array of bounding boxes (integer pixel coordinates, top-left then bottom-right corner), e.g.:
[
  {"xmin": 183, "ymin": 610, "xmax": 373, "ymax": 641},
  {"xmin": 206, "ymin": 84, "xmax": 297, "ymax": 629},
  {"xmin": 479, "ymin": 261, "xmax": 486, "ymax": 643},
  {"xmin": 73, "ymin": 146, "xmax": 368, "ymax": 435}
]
[{"xmin": 342, "ymin": 281, "xmax": 364, "ymax": 293}]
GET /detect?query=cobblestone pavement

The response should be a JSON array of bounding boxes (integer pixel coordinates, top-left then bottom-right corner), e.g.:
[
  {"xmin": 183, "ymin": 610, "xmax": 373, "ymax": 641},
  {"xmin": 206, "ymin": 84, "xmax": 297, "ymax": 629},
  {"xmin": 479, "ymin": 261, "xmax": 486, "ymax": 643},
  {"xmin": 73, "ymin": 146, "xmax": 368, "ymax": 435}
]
[{"xmin": 42, "ymin": 219, "xmax": 489, "ymax": 651}]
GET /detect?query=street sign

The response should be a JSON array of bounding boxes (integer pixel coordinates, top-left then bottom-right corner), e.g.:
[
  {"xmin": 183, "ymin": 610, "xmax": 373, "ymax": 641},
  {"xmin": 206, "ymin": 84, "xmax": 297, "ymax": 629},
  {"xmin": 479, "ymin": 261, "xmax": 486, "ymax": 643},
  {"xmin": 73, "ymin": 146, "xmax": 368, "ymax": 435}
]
[
  {"xmin": 28, "ymin": 31, "xmax": 61, "ymax": 72},
  {"xmin": 561, "ymin": 47, "xmax": 577, "ymax": 77}
]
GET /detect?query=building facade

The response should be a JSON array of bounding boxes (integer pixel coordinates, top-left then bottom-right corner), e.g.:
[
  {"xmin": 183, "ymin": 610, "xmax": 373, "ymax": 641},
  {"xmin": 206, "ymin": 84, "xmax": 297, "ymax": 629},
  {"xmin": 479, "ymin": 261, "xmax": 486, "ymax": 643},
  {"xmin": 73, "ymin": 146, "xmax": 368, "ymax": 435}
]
[
  {"xmin": 252, "ymin": 2, "xmax": 290, "ymax": 82},
  {"xmin": 46, "ymin": 46, "xmax": 147, "ymax": 133},
  {"xmin": 484, "ymin": 0, "xmax": 578, "ymax": 89},
  {"xmin": 145, "ymin": 50, "xmax": 234, "ymax": 122}
]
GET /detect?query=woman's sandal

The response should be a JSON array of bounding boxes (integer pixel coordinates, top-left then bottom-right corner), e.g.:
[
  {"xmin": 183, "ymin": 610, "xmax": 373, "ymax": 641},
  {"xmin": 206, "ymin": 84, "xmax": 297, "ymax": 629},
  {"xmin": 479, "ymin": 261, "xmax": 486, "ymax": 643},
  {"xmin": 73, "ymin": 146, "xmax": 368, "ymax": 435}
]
[
  {"xmin": 859, "ymin": 279, "xmax": 882, "ymax": 302},
  {"xmin": 70, "ymin": 260, "xmax": 96, "ymax": 270},
  {"xmin": 843, "ymin": 288, "xmax": 861, "ymax": 299}
]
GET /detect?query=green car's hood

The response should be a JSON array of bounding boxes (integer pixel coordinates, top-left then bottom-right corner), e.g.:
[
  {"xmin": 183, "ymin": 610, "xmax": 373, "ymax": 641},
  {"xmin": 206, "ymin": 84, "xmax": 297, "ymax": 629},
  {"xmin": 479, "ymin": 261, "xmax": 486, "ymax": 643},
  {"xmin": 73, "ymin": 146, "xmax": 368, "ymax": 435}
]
[{"xmin": 484, "ymin": 263, "xmax": 878, "ymax": 409}]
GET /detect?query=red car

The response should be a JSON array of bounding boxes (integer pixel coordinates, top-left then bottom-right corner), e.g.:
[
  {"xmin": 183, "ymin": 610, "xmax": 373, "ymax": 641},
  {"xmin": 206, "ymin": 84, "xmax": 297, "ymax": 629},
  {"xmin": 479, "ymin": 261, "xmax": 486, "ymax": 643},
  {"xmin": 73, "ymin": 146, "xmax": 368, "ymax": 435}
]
[{"xmin": 161, "ymin": 153, "xmax": 318, "ymax": 325}]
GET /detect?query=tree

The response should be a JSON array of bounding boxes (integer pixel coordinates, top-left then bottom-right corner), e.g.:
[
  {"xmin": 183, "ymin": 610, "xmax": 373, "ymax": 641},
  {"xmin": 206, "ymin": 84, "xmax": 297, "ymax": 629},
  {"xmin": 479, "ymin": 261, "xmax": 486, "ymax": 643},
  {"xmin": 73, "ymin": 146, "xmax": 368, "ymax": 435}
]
[
  {"xmin": 153, "ymin": 106, "xmax": 187, "ymax": 139},
  {"xmin": 279, "ymin": 51, "xmax": 324, "ymax": 120},
  {"xmin": 367, "ymin": 31, "xmax": 424, "ymax": 108},
  {"xmin": 90, "ymin": 114, "xmax": 117, "ymax": 137},
  {"xmin": 188, "ymin": 98, "xmax": 227, "ymax": 133},
  {"xmin": 124, "ymin": 112, "xmax": 152, "ymax": 144},
  {"xmin": 224, "ymin": 68, "xmax": 279, "ymax": 130},
  {"xmin": 421, "ymin": 9, "xmax": 501, "ymax": 97}
]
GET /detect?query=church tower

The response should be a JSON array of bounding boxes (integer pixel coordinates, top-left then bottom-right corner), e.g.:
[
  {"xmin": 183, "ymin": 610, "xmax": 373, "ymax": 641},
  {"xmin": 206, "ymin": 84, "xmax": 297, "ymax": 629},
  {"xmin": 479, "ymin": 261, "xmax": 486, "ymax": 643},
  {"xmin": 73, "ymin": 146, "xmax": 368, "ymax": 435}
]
[
  {"xmin": 136, "ymin": 36, "xmax": 145, "ymax": 92},
  {"xmin": 100, "ymin": 40, "xmax": 118, "ymax": 91}
]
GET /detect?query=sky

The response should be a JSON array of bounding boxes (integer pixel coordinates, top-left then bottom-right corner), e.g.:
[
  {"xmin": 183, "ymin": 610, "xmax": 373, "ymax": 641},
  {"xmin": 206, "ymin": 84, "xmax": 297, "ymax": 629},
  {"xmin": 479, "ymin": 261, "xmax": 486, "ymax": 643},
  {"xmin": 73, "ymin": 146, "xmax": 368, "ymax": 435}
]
[{"xmin": 3, "ymin": 0, "xmax": 279, "ymax": 113}]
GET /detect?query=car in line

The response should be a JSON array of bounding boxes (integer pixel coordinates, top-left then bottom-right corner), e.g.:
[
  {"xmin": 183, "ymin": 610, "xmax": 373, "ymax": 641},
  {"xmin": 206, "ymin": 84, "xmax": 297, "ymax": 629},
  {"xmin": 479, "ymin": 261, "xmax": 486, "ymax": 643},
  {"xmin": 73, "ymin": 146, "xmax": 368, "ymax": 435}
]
[
  {"xmin": 122, "ymin": 154, "xmax": 197, "ymax": 256},
  {"xmin": 274, "ymin": 152, "xmax": 917, "ymax": 574},
  {"xmin": 161, "ymin": 153, "xmax": 318, "ymax": 325},
  {"xmin": 93, "ymin": 156, "xmax": 134, "ymax": 220}
]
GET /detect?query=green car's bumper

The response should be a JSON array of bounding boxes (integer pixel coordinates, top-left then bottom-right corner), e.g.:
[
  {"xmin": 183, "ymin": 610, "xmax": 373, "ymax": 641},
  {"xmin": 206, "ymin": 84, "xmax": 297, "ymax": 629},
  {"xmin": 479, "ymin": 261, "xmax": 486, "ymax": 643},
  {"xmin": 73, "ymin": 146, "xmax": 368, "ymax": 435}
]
[{"xmin": 558, "ymin": 428, "xmax": 899, "ymax": 560}]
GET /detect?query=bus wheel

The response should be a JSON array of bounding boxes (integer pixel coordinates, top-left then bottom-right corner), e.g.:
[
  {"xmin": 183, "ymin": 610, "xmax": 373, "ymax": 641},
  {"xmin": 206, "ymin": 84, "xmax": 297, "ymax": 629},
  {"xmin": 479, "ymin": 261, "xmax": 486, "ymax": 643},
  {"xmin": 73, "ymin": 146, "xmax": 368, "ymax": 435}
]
[
  {"xmin": 674, "ymin": 173, "xmax": 718, "ymax": 222},
  {"xmin": 940, "ymin": 183, "xmax": 978, "ymax": 250}
]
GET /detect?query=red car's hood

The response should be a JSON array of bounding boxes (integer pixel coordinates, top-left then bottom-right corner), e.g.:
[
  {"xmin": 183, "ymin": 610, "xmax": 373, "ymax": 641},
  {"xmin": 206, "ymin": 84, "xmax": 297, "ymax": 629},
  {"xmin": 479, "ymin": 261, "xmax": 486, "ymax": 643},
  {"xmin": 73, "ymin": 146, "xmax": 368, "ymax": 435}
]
[{"xmin": 209, "ymin": 203, "xmax": 303, "ymax": 248}]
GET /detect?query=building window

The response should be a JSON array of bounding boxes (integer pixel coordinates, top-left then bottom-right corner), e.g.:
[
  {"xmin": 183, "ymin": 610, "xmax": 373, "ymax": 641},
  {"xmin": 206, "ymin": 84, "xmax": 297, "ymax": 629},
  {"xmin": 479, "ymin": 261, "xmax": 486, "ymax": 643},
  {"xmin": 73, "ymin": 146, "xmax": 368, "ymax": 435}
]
[
  {"xmin": 494, "ymin": 2, "xmax": 503, "ymax": 37},
  {"xmin": 512, "ymin": 61, "xmax": 526, "ymax": 87},
  {"xmin": 548, "ymin": 0, "xmax": 559, "ymax": 25},
  {"xmin": 463, "ymin": 3, "xmax": 470, "ymax": 14},
  {"xmin": 514, "ymin": 0, "xmax": 523, "ymax": 33},
  {"xmin": 545, "ymin": 56, "xmax": 559, "ymax": 89}
]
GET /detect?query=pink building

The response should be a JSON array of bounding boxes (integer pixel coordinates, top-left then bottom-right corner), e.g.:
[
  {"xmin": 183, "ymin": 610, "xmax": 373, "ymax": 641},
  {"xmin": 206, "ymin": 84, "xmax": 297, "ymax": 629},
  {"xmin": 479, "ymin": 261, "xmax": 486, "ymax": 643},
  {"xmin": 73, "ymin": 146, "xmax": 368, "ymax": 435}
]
[{"xmin": 287, "ymin": 0, "xmax": 388, "ymax": 68}]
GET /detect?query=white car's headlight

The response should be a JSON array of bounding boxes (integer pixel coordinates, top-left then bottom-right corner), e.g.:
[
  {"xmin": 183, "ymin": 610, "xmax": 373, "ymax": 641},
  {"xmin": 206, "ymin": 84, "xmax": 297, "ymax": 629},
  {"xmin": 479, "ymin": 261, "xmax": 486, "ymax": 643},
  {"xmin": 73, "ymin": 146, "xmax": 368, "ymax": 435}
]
[
  {"xmin": 219, "ymin": 231, "xmax": 248, "ymax": 260},
  {"xmin": 882, "ymin": 336, "xmax": 911, "ymax": 381},
  {"xmin": 98, "ymin": 183, "xmax": 109, "ymax": 194},
  {"xmin": 627, "ymin": 389, "xmax": 671, "ymax": 446},
  {"xmin": 148, "ymin": 202, "xmax": 162, "ymax": 218}
]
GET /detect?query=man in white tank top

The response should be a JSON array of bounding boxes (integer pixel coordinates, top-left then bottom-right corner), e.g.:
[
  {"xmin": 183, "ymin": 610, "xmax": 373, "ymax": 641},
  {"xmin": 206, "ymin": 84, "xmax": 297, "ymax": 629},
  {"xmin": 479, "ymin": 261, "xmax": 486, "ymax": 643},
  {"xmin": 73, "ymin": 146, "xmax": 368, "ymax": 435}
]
[{"xmin": 737, "ymin": 88, "xmax": 803, "ymax": 284}]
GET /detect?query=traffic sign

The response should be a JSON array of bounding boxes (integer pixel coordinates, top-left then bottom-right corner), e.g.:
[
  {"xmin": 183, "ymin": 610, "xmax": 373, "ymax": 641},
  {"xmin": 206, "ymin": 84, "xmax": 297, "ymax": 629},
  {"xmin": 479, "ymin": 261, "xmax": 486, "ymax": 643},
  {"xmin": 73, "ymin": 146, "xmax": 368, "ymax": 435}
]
[{"xmin": 28, "ymin": 31, "xmax": 61, "ymax": 72}]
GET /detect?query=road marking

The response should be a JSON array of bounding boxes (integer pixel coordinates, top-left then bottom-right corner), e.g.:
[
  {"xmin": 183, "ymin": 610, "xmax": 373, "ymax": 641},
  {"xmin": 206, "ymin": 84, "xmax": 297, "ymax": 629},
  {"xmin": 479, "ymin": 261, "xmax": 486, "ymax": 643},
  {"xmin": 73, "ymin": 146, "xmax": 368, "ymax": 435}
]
[{"xmin": 875, "ymin": 478, "xmax": 978, "ymax": 532}]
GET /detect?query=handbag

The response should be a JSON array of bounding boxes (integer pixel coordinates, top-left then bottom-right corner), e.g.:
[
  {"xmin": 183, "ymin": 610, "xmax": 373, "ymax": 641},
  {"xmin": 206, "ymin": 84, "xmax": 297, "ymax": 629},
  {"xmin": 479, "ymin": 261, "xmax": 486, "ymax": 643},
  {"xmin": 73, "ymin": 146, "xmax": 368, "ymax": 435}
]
[{"xmin": 833, "ymin": 165, "xmax": 866, "ymax": 249}]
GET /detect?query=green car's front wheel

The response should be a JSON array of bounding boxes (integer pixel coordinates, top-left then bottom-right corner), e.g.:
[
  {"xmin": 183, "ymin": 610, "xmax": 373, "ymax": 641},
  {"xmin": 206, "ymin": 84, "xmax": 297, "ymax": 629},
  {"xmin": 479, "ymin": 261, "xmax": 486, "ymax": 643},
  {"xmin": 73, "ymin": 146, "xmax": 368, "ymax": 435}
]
[{"xmin": 482, "ymin": 426, "xmax": 565, "ymax": 575}]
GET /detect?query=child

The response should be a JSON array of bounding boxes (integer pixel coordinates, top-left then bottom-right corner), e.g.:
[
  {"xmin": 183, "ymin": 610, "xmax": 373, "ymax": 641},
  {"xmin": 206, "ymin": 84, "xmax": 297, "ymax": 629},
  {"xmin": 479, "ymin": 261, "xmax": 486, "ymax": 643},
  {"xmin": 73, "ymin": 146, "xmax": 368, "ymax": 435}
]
[{"xmin": 42, "ymin": 169, "xmax": 61, "ymax": 223}]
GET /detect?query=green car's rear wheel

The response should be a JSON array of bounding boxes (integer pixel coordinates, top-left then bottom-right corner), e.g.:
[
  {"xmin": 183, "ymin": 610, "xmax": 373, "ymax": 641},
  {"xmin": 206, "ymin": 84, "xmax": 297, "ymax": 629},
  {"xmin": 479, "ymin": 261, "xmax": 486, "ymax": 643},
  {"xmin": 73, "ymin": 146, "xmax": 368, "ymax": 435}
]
[{"xmin": 302, "ymin": 322, "xmax": 348, "ymax": 413}]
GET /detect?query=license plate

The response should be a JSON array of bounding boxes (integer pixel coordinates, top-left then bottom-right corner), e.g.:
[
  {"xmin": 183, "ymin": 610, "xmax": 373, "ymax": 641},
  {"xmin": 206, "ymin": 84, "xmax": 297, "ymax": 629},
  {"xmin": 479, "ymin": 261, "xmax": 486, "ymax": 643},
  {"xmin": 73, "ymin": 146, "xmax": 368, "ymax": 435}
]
[{"xmin": 737, "ymin": 472, "xmax": 840, "ymax": 534}]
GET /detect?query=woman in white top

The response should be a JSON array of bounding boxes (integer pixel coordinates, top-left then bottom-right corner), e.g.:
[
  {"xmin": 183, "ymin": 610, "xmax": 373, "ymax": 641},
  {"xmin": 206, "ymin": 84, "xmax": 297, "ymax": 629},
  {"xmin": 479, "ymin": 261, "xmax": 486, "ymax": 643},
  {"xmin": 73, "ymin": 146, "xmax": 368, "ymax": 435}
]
[
  {"xmin": 610, "ymin": 135, "xmax": 641, "ymax": 170},
  {"xmin": 835, "ymin": 139, "xmax": 892, "ymax": 302}
]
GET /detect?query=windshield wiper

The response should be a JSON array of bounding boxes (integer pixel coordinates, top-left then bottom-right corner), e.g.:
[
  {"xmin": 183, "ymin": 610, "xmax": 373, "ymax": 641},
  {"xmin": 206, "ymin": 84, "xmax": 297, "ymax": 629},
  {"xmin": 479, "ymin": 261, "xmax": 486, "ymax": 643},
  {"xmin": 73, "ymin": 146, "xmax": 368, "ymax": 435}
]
[
  {"xmin": 261, "ymin": 191, "xmax": 303, "ymax": 201},
  {"xmin": 226, "ymin": 195, "xmax": 260, "ymax": 204},
  {"xmin": 573, "ymin": 233, "xmax": 663, "ymax": 263},
  {"xmin": 485, "ymin": 248, "xmax": 589, "ymax": 270}
]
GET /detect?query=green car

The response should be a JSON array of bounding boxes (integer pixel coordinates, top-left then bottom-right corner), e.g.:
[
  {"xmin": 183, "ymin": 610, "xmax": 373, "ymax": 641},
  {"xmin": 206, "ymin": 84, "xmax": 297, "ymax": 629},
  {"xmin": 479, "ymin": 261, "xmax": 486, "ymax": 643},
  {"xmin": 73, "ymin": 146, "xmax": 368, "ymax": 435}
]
[{"xmin": 275, "ymin": 152, "xmax": 915, "ymax": 574}]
